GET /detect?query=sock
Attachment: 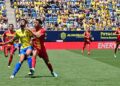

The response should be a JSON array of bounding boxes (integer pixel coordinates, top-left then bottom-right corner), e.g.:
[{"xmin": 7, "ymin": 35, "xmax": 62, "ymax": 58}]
[
  {"xmin": 12, "ymin": 62, "xmax": 21, "ymax": 76},
  {"xmin": 32, "ymin": 57, "xmax": 36, "ymax": 69},
  {"xmin": 8, "ymin": 55, "xmax": 13, "ymax": 66},
  {"xmin": 27, "ymin": 56, "xmax": 32, "ymax": 69}
]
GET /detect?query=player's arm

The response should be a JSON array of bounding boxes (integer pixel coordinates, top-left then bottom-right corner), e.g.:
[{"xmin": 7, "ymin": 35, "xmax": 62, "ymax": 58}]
[
  {"xmin": 114, "ymin": 30, "xmax": 120, "ymax": 35},
  {"xmin": 3, "ymin": 37, "xmax": 17, "ymax": 45},
  {"xmin": 84, "ymin": 32, "xmax": 89, "ymax": 38},
  {"xmin": 28, "ymin": 29, "xmax": 45, "ymax": 38},
  {"xmin": 1, "ymin": 32, "xmax": 6, "ymax": 42},
  {"xmin": 0, "ymin": 33, "xmax": 18, "ymax": 45}
]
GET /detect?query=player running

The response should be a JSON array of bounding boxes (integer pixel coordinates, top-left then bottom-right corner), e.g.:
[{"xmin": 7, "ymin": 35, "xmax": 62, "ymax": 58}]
[
  {"xmin": 82, "ymin": 28, "xmax": 92, "ymax": 55},
  {"xmin": 28, "ymin": 19, "xmax": 58, "ymax": 77},
  {"xmin": 114, "ymin": 26, "xmax": 120, "ymax": 58},
  {"xmin": 0, "ymin": 19, "xmax": 33, "ymax": 79},
  {"xmin": 2, "ymin": 24, "xmax": 15, "ymax": 67}
]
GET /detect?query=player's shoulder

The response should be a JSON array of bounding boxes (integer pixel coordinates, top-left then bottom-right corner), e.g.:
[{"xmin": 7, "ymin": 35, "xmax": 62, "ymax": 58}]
[
  {"xmin": 15, "ymin": 29, "xmax": 21, "ymax": 34},
  {"xmin": 40, "ymin": 28, "xmax": 46, "ymax": 32},
  {"xmin": 15, "ymin": 29, "xmax": 21, "ymax": 32}
]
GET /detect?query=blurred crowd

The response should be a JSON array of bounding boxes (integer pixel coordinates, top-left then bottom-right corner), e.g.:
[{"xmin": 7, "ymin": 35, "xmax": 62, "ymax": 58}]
[
  {"xmin": 0, "ymin": 0, "xmax": 8, "ymax": 30},
  {"xmin": 11, "ymin": 0, "xmax": 120, "ymax": 31}
]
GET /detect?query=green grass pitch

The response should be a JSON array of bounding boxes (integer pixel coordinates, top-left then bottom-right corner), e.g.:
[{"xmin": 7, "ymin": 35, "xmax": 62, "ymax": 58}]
[{"xmin": 0, "ymin": 49, "xmax": 120, "ymax": 86}]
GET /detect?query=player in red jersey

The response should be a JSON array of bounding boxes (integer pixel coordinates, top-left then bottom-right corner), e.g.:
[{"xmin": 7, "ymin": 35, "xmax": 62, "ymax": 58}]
[
  {"xmin": 28, "ymin": 19, "xmax": 58, "ymax": 77},
  {"xmin": 2, "ymin": 24, "xmax": 15, "ymax": 67},
  {"xmin": 114, "ymin": 26, "xmax": 120, "ymax": 58},
  {"xmin": 82, "ymin": 28, "xmax": 92, "ymax": 55}
]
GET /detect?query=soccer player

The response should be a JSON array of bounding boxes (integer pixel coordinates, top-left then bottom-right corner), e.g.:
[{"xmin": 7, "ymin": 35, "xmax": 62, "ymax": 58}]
[
  {"xmin": 28, "ymin": 19, "xmax": 58, "ymax": 77},
  {"xmin": 2, "ymin": 24, "xmax": 15, "ymax": 67},
  {"xmin": 1, "ymin": 19, "xmax": 33, "ymax": 79},
  {"xmin": 114, "ymin": 26, "xmax": 120, "ymax": 58},
  {"xmin": 82, "ymin": 28, "xmax": 92, "ymax": 55}
]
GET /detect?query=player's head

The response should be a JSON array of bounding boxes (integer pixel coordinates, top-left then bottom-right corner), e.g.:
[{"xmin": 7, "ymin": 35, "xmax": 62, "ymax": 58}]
[
  {"xmin": 8, "ymin": 24, "xmax": 14, "ymax": 31},
  {"xmin": 86, "ymin": 28, "xmax": 90, "ymax": 32},
  {"xmin": 20, "ymin": 19, "xmax": 27, "ymax": 28},
  {"xmin": 33, "ymin": 18, "xmax": 42, "ymax": 28}
]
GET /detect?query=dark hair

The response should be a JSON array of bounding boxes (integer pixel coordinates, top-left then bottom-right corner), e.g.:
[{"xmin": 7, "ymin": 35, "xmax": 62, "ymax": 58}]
[
  {"xmin": 35, "ymin": 19, "xmax": 42, "ymax": 25},
  {"xmin": 9, "ymin": 24, "xmax": 14, "ymax": 27},
  {"xmin": 21, "ymin": 19, "xmax": 28, "ymax": 24}
]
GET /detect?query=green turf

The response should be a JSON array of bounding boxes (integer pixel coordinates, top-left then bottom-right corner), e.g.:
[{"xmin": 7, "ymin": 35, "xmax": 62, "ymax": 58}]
[{"xmin": 0, "ymin": 50, "xmax": 120, "ymax": 86}]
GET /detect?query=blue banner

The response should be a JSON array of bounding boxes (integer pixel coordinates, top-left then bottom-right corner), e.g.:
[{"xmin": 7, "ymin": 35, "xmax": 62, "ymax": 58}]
[
  {"xmin": 0, "ymin": 31, "xmax": 117, "ymax": 42},
  {"xmin": 46, "ymin": 31, "xmax": 117, "ymax": 42}
]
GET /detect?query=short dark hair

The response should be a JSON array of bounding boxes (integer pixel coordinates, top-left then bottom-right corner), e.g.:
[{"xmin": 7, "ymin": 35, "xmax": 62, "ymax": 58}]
[
  {"xmin": 21, "ymin": 19, "xmax": 28, "ymax": 24},
  {"xmin": 35, "ymin": 19, "xmax": 42, "ymax": 25}
]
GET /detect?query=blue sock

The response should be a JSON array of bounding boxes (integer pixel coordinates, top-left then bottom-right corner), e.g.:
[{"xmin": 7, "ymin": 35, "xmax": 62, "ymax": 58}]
[
  {"xmin": 27, "ymin": 56, "xmax": 32, "ymax": 69},
  {"xmin": 12, "ymin": 62, "xmax": 21, "ymax": 76}
]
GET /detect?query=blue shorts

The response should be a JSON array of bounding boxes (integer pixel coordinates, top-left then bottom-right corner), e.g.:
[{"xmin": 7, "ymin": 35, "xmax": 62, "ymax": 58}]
[{"xmin": 20, "ymin": 46, "xmax": 33, "ymax": 55}]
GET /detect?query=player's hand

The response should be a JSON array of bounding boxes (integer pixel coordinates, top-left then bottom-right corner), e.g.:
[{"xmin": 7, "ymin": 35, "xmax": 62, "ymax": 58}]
[
  {"xmin": 26, "ymin": 28, "xmax": 32, "ymax": 31},
  {"xmin": 0, "ymin": 42, "xmax": 5, "ymax": 46}
]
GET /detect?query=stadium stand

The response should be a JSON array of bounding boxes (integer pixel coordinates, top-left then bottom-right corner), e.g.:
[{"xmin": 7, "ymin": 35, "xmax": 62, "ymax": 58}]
[
  {"xmin": 10, "ymin": 0, "xmax": 120, "ymax": 31},
  {"xmin": 0, "ymin": 0, "xmax": 8, "ymax": 30}
]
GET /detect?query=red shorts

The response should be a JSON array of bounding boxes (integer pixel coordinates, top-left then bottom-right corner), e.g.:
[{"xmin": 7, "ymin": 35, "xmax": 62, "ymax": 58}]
[
  {"xmin": 84, "ymin": 40, "xmax": 91, "ymax": 44},
  {"xmin": 4, "ymin": 45, "xmax": 15, "ymax": 56},
  {"xmin": 34, "ymin": 46, "xmax": 48, "ymax": 60}
]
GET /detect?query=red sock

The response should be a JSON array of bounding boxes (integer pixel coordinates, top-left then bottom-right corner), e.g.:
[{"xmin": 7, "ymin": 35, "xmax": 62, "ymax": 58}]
[
  {"xmin": 8, "ymin": 55, "xmax": 13, "ymax": 66},
  {"xmin": 32, "ymin": 57, "xmax": 36, "ymax": 68}
]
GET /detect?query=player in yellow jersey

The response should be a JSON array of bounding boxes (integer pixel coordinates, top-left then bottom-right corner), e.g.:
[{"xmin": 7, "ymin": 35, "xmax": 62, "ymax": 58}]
[{"xmin": 0, "ymin": 19, "xmax": 33, "ymax": 79}]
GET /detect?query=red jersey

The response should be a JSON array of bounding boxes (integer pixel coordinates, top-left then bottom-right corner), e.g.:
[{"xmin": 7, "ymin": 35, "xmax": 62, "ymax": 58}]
[
  {"xmin": 115, "ymin": 29, "xmax": 120, "ymax": 40},
  {"xmin": 32, "ymin": 28, "xmax": 46, "ymax": 50},
  {"xmin": 2, "ymin": 30, "xmax": 15, "ymax": 46},
  {"xmin": 84, "ymin": 31, "xmax": 91, "ymax": 42}
]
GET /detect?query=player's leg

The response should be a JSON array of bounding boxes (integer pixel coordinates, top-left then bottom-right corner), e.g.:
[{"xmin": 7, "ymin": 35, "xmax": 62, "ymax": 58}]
[
  {"xmin": 10, "ymin": 48, "xmax": 26, "ymax": 78},
  {"xmin": 8, "ymin": 46, "xmax": 15, "ymax": 67},
  {"xmin": 27, "ymin": 49, "xmax": 37, "ymax": 75},
  {"xmin": 87, "ymin": 43, "xmax": 90, "ymax": 55},
  {"xmin": 25, "ymin": 46, "xmax": 34, "ymax": 75},
  {"xmin": 40, "ymin": 49, "xmax": 58, "ymax": 77},
  {"xmin": 18, "ymin": 43, "xmax": 21, "ymax": 56},
  {"xmin": 25, "ymin": 46, "xmax": 33, "ymax": 68},
  {"xmin": 82, "ymin": 42, "xmax": 86, "ymax": 54},
  {"xmin": 32, "ymin": 49, "xmax": 37, "ymax": 69},
  {"xmin": 114, "ymin": 42, "xmax": 119, "ymax": 57},
  {"xmin": 4, "ymin": 46, "xmax": 8, "ymax": 57}
]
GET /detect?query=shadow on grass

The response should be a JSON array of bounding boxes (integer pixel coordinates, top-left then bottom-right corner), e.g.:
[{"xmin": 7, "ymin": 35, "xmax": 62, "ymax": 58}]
[{"xmin": 24, "ymin": 75, "xmax": 53, "ymax": 78}]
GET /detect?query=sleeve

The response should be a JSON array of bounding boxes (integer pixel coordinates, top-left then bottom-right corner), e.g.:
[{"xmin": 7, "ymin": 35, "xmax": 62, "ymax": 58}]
[
  {"xmin": 2, "ymin": 31, "xmax": 6, "ymax": 37},
  {"xmin": 84, "ymin": 32, "xmax": 86, "ymax": 37},
  {"xmin": 2, "ymin": 31, "xmax": 6, "ymax": 42},
  {"xmin": 40, "ymin": 29, "xmax": 45, "ymax": 36}
]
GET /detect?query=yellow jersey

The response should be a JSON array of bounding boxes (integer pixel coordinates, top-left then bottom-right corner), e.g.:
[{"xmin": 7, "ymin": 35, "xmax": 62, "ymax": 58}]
[{"xmin": 15, "ymin": 29, "xmax": 32, "ymax": 49}]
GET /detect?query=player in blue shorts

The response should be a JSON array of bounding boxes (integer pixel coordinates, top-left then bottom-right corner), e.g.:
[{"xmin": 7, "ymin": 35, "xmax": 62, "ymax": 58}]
[{"xmin": 1, "ymin": 19, "xmax": 34, "ymax": 79}]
